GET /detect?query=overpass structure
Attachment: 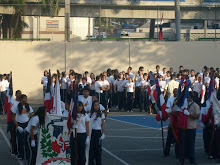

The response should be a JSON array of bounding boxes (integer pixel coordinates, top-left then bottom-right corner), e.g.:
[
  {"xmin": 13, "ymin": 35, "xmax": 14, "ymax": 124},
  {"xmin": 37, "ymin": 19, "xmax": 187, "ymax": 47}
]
[{"xmin": 0, "ymin": 0, "xmax": 220, "ymax": 20}]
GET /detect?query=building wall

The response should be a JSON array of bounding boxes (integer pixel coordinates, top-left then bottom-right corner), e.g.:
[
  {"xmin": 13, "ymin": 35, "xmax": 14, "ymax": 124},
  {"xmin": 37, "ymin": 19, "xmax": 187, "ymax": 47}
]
[{"xmin": 0, "ymin": 41, "xmax": 220, "ymax": 102}]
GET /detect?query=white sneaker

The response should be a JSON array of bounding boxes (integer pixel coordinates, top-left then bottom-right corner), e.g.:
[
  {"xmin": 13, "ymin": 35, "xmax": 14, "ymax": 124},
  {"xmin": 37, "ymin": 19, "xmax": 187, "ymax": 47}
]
[
  {"xmin": 130, "ymin": 110, "xmax": 133, "ymax": 112},
  {"xmin": 127, "ymin": 110, "xmax": 130, "ymax": 112},
  {"xmin": 107, "ymin": 109, "xmax": 109, "ymax": 113}
]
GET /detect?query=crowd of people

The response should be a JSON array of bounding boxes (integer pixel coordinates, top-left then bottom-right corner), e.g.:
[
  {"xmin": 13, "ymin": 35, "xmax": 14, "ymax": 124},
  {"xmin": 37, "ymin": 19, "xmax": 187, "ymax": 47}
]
[
  {"xmin": 40, "ymin": 65, "xmax": 220, "ymax": 165},
  {"xmin": 1, "ymin": 64, "xmax": 220, "ymax": 165}
]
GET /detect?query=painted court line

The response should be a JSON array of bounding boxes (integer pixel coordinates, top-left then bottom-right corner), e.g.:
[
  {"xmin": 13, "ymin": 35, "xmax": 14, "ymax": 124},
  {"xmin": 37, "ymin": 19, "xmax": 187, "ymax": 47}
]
[
  {"xmin": 0, "ymin": 127, "xmax": 24, "ymax": 165},
  {"xmin": 102, "ymin": 147, "xmax": 130, "ymax": 165},
  {"xmin": 106, "ymin": 135, "xmax": 203, "ymax": 139},
  {"xmin": 110, "ymin": 147, "xmax": 204, "ymax": 152},
  {"xmin": 108, "ymin": 117, "xmax": 162, "ymax": 131},
  {"xmin": 106, "ymin": 128, "xmax": 153, "ymax": 131}
]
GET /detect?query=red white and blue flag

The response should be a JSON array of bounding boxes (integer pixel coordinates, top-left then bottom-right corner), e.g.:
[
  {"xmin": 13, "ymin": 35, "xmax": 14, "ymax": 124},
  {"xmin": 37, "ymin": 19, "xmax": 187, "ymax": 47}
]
[
  {"xmin": 159, "ymin": 14, "xmax": 164, "ymax": 40},
  {"xmin": 176, "ymin": 79, "xmax": 191, "ymax": 129},
  {"xmin": 155, "ymin": 79, "xmax": 168, "ymax": 121},
  {"xmin": 44, "ymin": 70, "xmax": 53, "ymax": 113}
]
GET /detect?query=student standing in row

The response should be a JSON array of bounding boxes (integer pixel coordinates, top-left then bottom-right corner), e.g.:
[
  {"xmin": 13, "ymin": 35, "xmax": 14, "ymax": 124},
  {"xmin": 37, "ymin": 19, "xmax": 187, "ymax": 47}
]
[
  {"xmin": 26, "ymin": 106, "xmax": 47, "ymax": 165},
  {"xmin": 125, "ymin": 77, "xmax": 135, "ymax": 112},
  {"xmin": 89, "ymin": 100, "xmax": 105, "ymax": 165},
  {"xmin": 70, "ymin": 102, "xmax": 90, "ymax": 165},
  {"xmin": 8, "ymin": 90, "xmax": 22, "ymax": 155},
  {"xmin": 12, "ymin": 94, "xmax": 33, "ymax": 160}
]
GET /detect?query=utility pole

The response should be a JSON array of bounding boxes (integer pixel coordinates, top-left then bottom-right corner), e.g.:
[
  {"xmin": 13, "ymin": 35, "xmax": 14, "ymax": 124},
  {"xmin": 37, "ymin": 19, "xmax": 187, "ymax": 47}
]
[
  {"xmin": 175, "ymin": 0, "xmax": 181, "ymax": 41},
  {"xmin": 65, "ymin": 0, "xmax": 70, "ymax": 72},
  {"xmin": 65, "ymin": 0, "xmax": 70, "ymax": 41}
]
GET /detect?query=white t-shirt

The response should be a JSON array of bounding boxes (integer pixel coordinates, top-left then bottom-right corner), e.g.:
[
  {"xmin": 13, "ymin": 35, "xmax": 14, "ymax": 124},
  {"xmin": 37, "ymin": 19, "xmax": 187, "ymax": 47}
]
[
  {"xmin": 99, "ymin": 104, "xmax": 105, "ymax": 111},
  {"xmin": 141, "ymin": 80, "xmax": 149, "ymax": 92},
  {"xmin": 204, "ymin": 77, "xmax": 211, "ymax": 84},
  {"xmin": 114, "ymin": 79, "xmax": 124, "ymax": 92},
  {"xmin": 153, "ymin": 71, "xmax": 163, "ymax": 76},
  {"xmin": 165, "ymin": 77, "xmax": 171, "ymax": 84},
  {"xmin": 107, "ymin": 76, "xmax": 115, "ymax": 84},
  {"xmin": 122, "ymin": 79, "xmax": 129, "ymax": 88},
  {"xmin": 129, "ymin": 73, "xmax": 134, "ymax": 79},
  {"xmin": 189, "ymin": 76, "xmax": 195, "ymax": 84},
  {"xmin": 101, "ymin": 80, "xmax": 110, "ymax": 89},
  {"xmin": 41, "ymin": 76, "xmax": 48, "ymax": 87},
  {"xmin": 26, "ymin": 116, "xmax": 39, "ymax": 135},
  {"xmin": 95, "ymin": 81, "xmax": 102, "ymax": 93},
  {"xmin": 0, "ymin": 79, "xmax": 9, "ymax": 92},
  {"xmin": 75, "ymin": 113, "xmax": 90, "ymax": 133},
  {"xmin": 90, "ymin": 79, "xmax": 96, "ymax": 90},
  {"xmin": 86, "ymin": 77, "xmax": 92, "ymax": 84},
  {"xmin": 78, "ymin": 95, "xmax": 92, "ymax": 112},
  {"xmin": 193, "ymin": 82, "xmax": 202, "ymax": 96},
  {"xmin": 91, "ymin": 112, "xmax": 105, "ymax": 130},
  {"xmin": 159, "ymin": 80, "xmax": 166, "ymax": 92},
  {"xmin": 61, "ymin": 77, "xmax": 67, "ymax": 89},
  {"xmin": 125, "ymin": 82, "xmax": 135, "ymax": 93},
  {"xmin": 12, "ymin": 105, "xmax": 33, "ymax": 123},
  {"xmin": 135, "ymin": 75, "xmax": 143, "ymax": 87}
]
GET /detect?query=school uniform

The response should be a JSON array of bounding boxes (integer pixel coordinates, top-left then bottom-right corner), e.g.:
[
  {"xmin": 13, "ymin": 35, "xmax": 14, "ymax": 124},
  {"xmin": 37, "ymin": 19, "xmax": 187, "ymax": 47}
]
[
  {"xmin": 100, "ymin": 80, "xmax": 109, "ymax": 110},
  {"xmin": 12, "ymin": 104, "xmax": 33, "ymax": 160},
  {"xmin": 61, "ymin": 77, "xmax": 67, "ymax": 102},
  {"xmin": 114, "ymin": 79, "xmax": 124, "ymax": 110},
  {"xmin": 41, "ymin": 76, "xmax": 48, "ymax": 96},
  {"xmin": 125, "ymin": 82, "xmax": 135, "ymax": 112},
  {"xmin": 122, "ymin": 79, "xmax": 129, "ymax": 110},
  {"xmin": 78, "ymin": 95, "xmax": 92, "ymax": 113},
  {"xmin": 95, "ymin": 81, "xmax": 102, "ymax": 102},
  {"xmin": 106, "ymin": 76, "xmax": 114, "ymax": 108},
  {"xmin": 26, "ymin": 116, "xmax": 40, "ymax": 165},
  {"xmin": 89, "ymin": 112, "xmax": 105, "ymax": 165},
  {"xmin": 70, "ymin": 113, "xmax": 90, "ymax": 165},
  {"xmin": 8, "ymin": 99, "xmax": 19, "ymax": 155},
  {"xmin": 90, "ymin": 79, "xmax": 96, "ymax": 96},
  {"xmin": 134, "ymin": 75, "xmax": 143, "ymax": 110},
  {"xmin": 141, "ymin": 80, "xmax": 150, "ymax": 112},
  {"xmin": 0, "ymin": 79, "xmax": 9, "ymax": 112}
]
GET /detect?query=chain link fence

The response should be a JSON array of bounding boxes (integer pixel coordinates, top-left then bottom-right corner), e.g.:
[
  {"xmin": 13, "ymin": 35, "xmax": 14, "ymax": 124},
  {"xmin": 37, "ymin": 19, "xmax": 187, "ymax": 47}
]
[{"xmin": 0, "ymin": 1, "xmax": 220, "ymax": 42}]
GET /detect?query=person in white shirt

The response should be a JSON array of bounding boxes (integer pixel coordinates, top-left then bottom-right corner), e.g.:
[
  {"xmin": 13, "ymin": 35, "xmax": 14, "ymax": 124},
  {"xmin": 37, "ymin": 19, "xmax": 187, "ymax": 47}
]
[
  {"xmin": 79, "ymin": 77, "xmax": 89, "ymax": 96},
  {"xmin": 134, "ymin": 71, "xmax": 143, "ymax": 111},
  {"xmin": 92, "ymin": 95, "xmax": 107, "ymax": 119},
  {"xmin": 100, "ymin": 75, "xmax": 110, "ymax": 110},
  {"xmin": 122, "ymin": 73, "xmax": 130, "ymax": 110},
  {"xmin": 154, "ymin": 65, "xmax": 163, "ymax": 76},
  {"xmin": 69, "ymin": 101, "xmax": 90, "ymax": 165},
  {"xmin": 125, "ymin": 77, "xmax": 135, "ymax": 112},
  {"xmin": 41, "ymin": 70, "xmax": 48, "ymax": 97},
  {"xmin": 26, "ymin": 106, "xmax": 47, "ymax": 165},
  {"xmin": 0, "ymin": 74, "xmax": 9, "ymax": 112},
  {"xmin": 89, "ymin": 100, "xmax": 105, "ymax": 165},
  {"xmin": 189, "ymin": 70, "xmax": 196, "ymax": 85},
  {"xmin": 84, "ymin": 71, "xmax": 92, "ymax": 88},
  {"xmin": 62, "ymin": 101, "xmax": 71, "ymax": 117},
  {"xmin": 78, "ymin": 87, "xmax": 92, "ymax": 113},
  {"xmin": 95, "ymin": 76, "xmax": 103, "ymax": 102},
  {"xmin": 162, "ymin": 68, "xmax": 167, "ymax": 80},
  {"xmin": 165, "ymin": 71, "xmax": 171, "ymax": 84},
  {"xmin": 127, "ymin": 67, "xmax": 134, "ymax": 80},
  {"xmin": 114, "ymin": 73, "xmax": 125, "ymax": 111},
  {"xmin": 60, "ymin": 71, "xmax": 68, "ymax": 102},
  {"xmin": 8, "ymin": 90, "xmax": 22, "ymax": 156},
  {"xmin": 141, "ymin": 73, "xmax": 150, "ymax": 112},
  {"xmin": 90, "ymin": 73, "xmax": 96, "ymax": 96},
  {"xmin": 12, "ymin": 94, "xmax": 33, "ymax": 160}
]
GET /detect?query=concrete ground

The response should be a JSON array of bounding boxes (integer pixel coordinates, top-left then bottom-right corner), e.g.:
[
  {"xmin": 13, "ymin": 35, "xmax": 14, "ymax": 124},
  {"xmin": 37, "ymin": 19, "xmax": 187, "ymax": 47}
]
[{"xmin": 0, "ymin": 105, "xmax": 219, "ymax": 165}]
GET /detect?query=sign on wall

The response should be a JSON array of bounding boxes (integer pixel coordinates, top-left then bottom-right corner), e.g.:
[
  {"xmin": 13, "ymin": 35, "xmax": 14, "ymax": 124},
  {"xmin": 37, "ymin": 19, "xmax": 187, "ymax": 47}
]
[{"xmin": 46, "ymin": 20, "xmax": 59, "ymax": 32}]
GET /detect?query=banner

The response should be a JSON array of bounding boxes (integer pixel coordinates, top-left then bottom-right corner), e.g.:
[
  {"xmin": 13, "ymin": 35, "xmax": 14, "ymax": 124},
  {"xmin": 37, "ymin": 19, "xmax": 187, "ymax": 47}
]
[{"xmin": 36, "ymin": 114, "xmax": 71, "ymax": 165}]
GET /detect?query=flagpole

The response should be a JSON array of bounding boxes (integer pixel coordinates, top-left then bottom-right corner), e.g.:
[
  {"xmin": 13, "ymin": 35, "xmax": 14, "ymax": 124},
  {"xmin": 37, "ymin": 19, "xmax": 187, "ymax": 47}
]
[
  {"xmin": 75, "ymin": 128, "xmax": 78, "ymax": 165},
  {"xmin": 161, "ymin": 120, "xmax": 165, "ymax": 156}
]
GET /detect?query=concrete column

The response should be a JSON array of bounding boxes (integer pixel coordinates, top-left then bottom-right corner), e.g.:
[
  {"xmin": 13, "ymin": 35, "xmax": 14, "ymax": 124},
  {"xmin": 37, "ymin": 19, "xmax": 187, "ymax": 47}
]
[
  {"xmin": 204, "ymin": 19, "xmax": 207, "ymax": 38},
  {"xmin": 33, "ymin": 16, "xmax": 38, "ymax": 39},
  {"xmin": 149, "ymin": 19, "xmax": 155, "ymax": 40},
  {"xmin": 175, "ymin": 0, "xmax": 181, "ymax": 41},
  {"xmin": 65, "ymin": 0, "xmax": 70, "ymax": 41}
]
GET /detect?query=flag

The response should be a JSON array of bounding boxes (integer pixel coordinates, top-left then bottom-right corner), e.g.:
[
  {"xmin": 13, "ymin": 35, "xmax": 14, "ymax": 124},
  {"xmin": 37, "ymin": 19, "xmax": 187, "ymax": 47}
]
[
  {"xmin": 155, "ymin": 79, "xmax": 168, "ymax": 121},
  {"xmin": 4, "ymin": 72, "xmax": 13, "ymax": 123},
  {"xmin": 159, "ymin": 14, "xmax": 163, "ymax": 40},
  {"xmin": 52, "ymin": 71, "xmax": 62, "ymax": 115},
  {"xmin": 44, "ymin": 70, "xmax": 53, "ymax": 112},
  {"xmin": 176, "ymin": 79, "xmax": 191, "ymax": 129},
  {"xmin": 200, "ymin": 84, "xmax": 206, "ymax": 104}
]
